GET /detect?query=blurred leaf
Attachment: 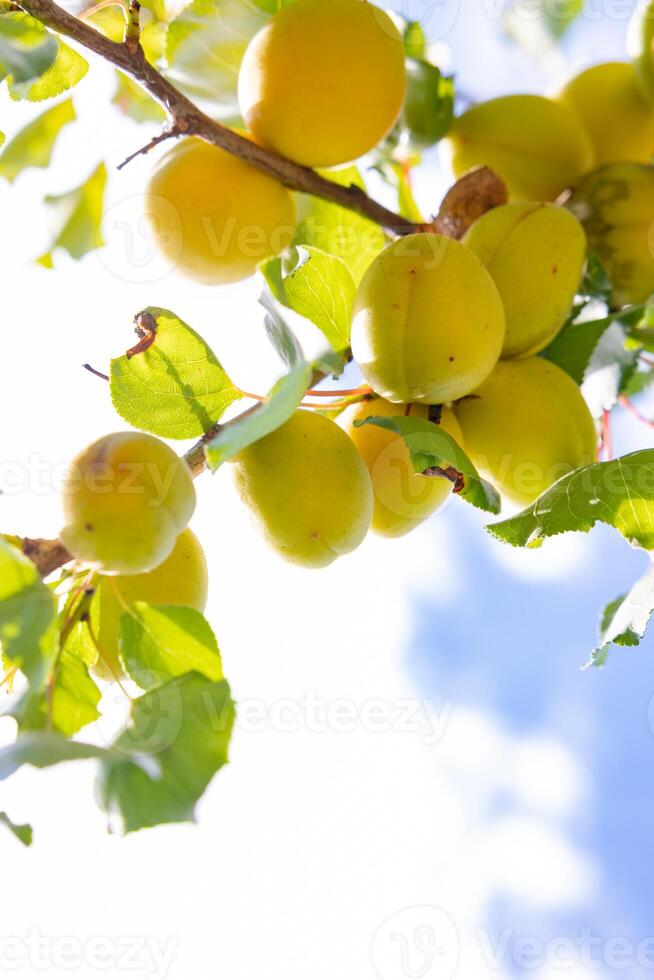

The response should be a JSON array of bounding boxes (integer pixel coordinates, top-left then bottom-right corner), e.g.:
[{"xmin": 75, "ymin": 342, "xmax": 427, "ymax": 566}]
[
  {"xmin": 293, "ymin": 165, "xmax": 386, "ymax": 284},
  {"xmin": 261, "ymin": 245, "xmax": 354, "ymax": 352},
  {"xmin": 0, "ymin": 538, "xmax": 56, "ymax": 687},
  {"xmin": 110, "ymin": 307, "xmax": 240, "ymax": 439},
  {"xmin": 112, "ymin": 70, "xmax": 166, "ymax": 123},
  {"xmin": 541, "ymin": 0, "xmax": 584, "ymax": 37},
  {"xmin": 166, "ymin": 0, "xmax": 267, "ymax": 117},
  {"xmin": 0, "ymin": 98, "xmax": 75, "ymax": 182},
  {"xmin": 9, "ymin": 37, "xmax": 88, "ymax": 101},
  {"xmin": 371, "ymin": 155, "xmax": 423, "ymax": 223},
  {"xmin": 0, "ymin": 733, "xmax": 107, "ymax": 780},
  {"xmin": 589, "ymin": 563, "xmax": 654, "ymax": 667},
  {"xmin": 97, "ymin": 673, "xmax": 235, "ymax": 833},
  {"xmin": 355, "ymin": 415, "xmax": 501, "ymax": 514},
  {"xmin": 0, "ymin": 13, "xmax": 57, "ymax": 84},
  {"xmin": 37, "ymin": 162, "xmax": 106, "ymax": 267},
  {"xmin": 259, "ymin": 290, "xmax": 305, "ymax": 369},
  {"xmin": 402, "ymin": 20, "xmax": 426, "ymax": 59},
  {"xmin": 205, "ymin": 360, "xmax": 312, "ymax": 469},
  {"xmin": 0, "ymin": 812, "xmax": 32, "ymax": 846},
  {"xmin": 623, "ymin": 367, "xmax": 654, "ymax": 397},
  {"xmin": 582, "ymin": 323, "xmax": 639, "ymax": 417},
  {"xmin": 488, "ymin": 450, "xmax": 654, "ymax": 550},
  {"xmin": 120, "ymin": 604, "xmax": 224, "ymax": 690},
  {"xmin": 582, "ymin": 251, "xmax": 613, "ymax": 305},
  {"xmin": 402, "ymin": 59, "xmax": 454, "ymax": 149}
]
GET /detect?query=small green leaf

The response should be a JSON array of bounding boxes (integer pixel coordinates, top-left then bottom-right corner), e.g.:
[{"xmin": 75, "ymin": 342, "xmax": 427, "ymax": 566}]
[
  {"xmin": 488, "ymin": 450, "xmax": 654, "ymax": 550},
  {"xmin": 402, "ymin": 59, "xmax": 455, "ymax": 149},
  {"xmin": 9, "ymin": 36, "xmax": 88, "ymax": 101},
  {"xmin": 205, "ymin": 361, "xmax": 312, "ymax": 470},
  {"xmin": 112, "ymin": 70, "xmax": 166, "ymax": 124},
  {"xmin": 13, "ymin": 648, "xmax": 101, "ymax": 737},
  {"xmin": 402, "ymin": 20, "xmax": 426, "ymax": 59},
  {"xmin": 261, "ymin": 245, "xmax": 354, "ymax": 352},
  {"xmin": 110, "ymin": 307, "xmax": 240, "ymax": 439},
  {"xmin": 293, "ymin": 166, "xmax": 386, "ymax": 284},
  {"xmin": 0, "ymin": 98, "xmax": 75, "ymax": 183},
  {"xmin": 542, "ymin": 313, "xmax": 615, "ymax": 385},
  {"xmin": 0, "ymin": 733, "xmax": 107, "ymax": 781},
  {"xmin": 37, "ymin": 161, "xmax": 106, "ymax": 266},
  {"xmin": 355, "ymin": 414, "xmax": 501, "ymax": 514},
  {"xmin": 120, "ymin": 603, "xmax": 224, "ymax": 690},
  {"xmin": 371, "ymin": 155, "xmax": 423, "ymax": 223},
  {"xmin": 589, "ymin": 563, "xmax": 654, "ymax": 666},
  {"xmin": 0, "ymin": 538, "xmax": 56, "ymax": 686},
  {"xmin": 97, "ymin": 673, "xmax": 235, "ymax": 833},
  {"xmin": 0, "ymin": 13, "xmax": 58, "ymax": 84},
  {"xmin": 0, "ymin": 812, "xmax": 33, "ymax": 846},
  {"xmin": 260, "ymin": 291, "xmax": 304, "ymax": 368}
]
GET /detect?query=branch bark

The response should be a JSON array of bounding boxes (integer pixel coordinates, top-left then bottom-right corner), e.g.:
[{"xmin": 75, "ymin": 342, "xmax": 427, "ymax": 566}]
[{"xmin": 17, "ymin": 0, "xmax": 419, "ymax": 234}]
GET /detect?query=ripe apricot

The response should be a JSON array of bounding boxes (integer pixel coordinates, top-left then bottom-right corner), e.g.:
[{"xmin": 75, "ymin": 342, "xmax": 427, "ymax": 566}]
[
  {"xmin": 94, "ymin": 528, "xmax": 208, "ymax": 680},
  {"xmin": 443, "ymin": 95, "xmax": 594, "ymax": 201},
  {"xmin": 351, "ymin": 233, "xmax": 505, "ymax": 404},
  {"xmin": 567, "ymin": 162, "xmax": 654, "ymax": 307},
  {"xmin": 237, "ymin": 0, "xmax": 406, "ymax": 167},
  {"xmin": 339, "ymin": 398, "xmax": 463, "ymax": 537},
  {"xmin": 557, "ymin": 62, "xmax": 654, "ymax": 165},
  {"xmin": 60, "ymin": 432, "xmax": 196, "ymax": 575},
  {"xmin": 454, "ymin": 358, "xmax": 596, "ymax": 506},
  {"xmin": 230, "ymin": 410, "xmax": 373, "ymax": 567},
  {"xmin": 146, "ymin": 135, "xmax": 295, "ymax": 284},
  {"xmin": 463, "ymin": 202, "xmax": 587, "ymax": 358}
]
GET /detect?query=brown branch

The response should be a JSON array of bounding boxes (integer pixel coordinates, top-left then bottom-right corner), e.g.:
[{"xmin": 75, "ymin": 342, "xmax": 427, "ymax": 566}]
[
  {"xmin": 17, "ymin": 0, "xmax": 419, "ymax": 234},
  {"xmin": 117, "ymin": 127, "xmax": 179, "ymax": 170}
]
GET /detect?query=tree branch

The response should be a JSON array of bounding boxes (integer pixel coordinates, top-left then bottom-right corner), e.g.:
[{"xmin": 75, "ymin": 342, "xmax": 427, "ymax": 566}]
[{"xmin": 17, "ymin": 0, "xmax": 419, "ymax": 234}]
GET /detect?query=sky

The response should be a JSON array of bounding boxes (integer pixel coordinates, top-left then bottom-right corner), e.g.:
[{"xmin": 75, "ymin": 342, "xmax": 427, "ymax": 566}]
[{"xmin": 1, "ymin": 1, "xmax": 654, "ymax": 979}]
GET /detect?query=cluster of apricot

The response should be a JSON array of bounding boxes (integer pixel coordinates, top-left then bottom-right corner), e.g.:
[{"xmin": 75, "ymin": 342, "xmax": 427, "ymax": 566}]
[{"xmin": 56, "ymin": 0, "xmax": 654, "ymax": 676}]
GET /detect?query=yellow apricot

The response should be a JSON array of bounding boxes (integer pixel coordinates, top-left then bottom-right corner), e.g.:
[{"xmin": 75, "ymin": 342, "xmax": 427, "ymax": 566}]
[
  {"xmin": 454, "ymin": 358, "xmax": 596, "ymax": 506},
  {"xmin": 567, "ymin": 162, "xmax": 654, "ymax": 307},
  {"xmin": 443, "ymin": 95, "xmax": 594, "ymax": 201},
  {"xmin": 351, "ymin": 233, "xmax": 505, "ymax": 404},
  {"xmin": 231, "ymin": 410, "xmax": 373, "ymax": 567},
  {"xmin": 557, "ymin": 62, "xmax": 654, "ymax": 166},
  {"xmin": 94, "ymin": 528, "xmax": 208, "ymax": 680},
  {"xmin": 146, "ymin": 136, "xmax": 295, "ymax": 284},
  {"xmin": 463, "ymin": 202, "xmax": 587, "ymax": 358},
  {"xmin": 237, "ymin": 0, "xmax": 406, "ymax": 167},
  {"xmin": 339, "ymin": 398, "xmax": 463, "ymax": 537},
  {"xmin": 60, "ymin": 432, "xmax": 196, "ymax": 575}
]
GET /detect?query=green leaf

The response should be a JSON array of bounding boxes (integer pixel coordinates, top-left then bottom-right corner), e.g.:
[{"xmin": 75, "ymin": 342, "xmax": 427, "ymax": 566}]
[
  {"xmin": 0, "ymin": 812, "xmax": 33, "ymax": 846},
  {"xmin": 260, "ymin": 291, "xmax": 304, "ymax": 368},
  {"xmin": 402, "ymin": 20, "xmax": 426, "ymax": 59},
  {"xmin": 97, "ymin": 673, "xmax": 235, "ymax": 833},
  {"xmin": 205, "ymin": 360, "xmax": 312, "ymax": 470},
  {"xmin": 0, "ymin": 98, "xmax": 75, "ymax": 183},
  {"xmin": 110, "ymin": 307, "xmax": 240, "ymax": 439},
  {"xmin": 112, "ymin": 70, "xmax": 166, "ymax": 124},
  {"xmin": 37, "ymin": 162, "xmax": 106, "ymax": 267},
  {"xmin": 0, "ymin": 13, "xmax": 58, "ymax": 84},
  {"xmin": 119, "ymin": 603, "xmax": 224, "ymax": 690},
  {"xmin": 13, "ymin": 648, "xmax": 101, "ymax": 737},
  {"xmin": 8, "ymin": 36, "xmax": 88, "ymax": 101},
  {"xmin": 0, "ymin": 733, "xmax": 107, "ymax": 781},
  {"xmin": 355, "ymin": 414, "xmax": 501, "ymax": 514},
  {"xmin": 542, "ymin": 313, "xmax": 615, "ymax": 385},
  {"xmin": 0, "ymin": 538, "xmax": 56, "ymax": 686},
  {"xmin": 542, "ymin": 0, "xmax": 583, "ymax": 37},
  {"xmin": 589, "ymin": 563, "xmax": 654, "ymax": 666},
  {"xmin": 166, "ymin": 0, "xmax": 267, "ymax": 118},
  {"xmin": 623, "ymin": 367, "xmax": 654, "ymax": 397},
  {"xmin": 293, "ymin": 166, "xmax": 386, "ymax": 284},
  {"xmin": 401, "ymin": 59, "xmax": 455, "ymax": 149},
  {"xmin": 261, "ymin": 245, "xmax": 354, "ymax": 352},
  {"xmin": 371, "ymin": 155, "xmax": 423, "ymax": 223},
  {"xmin": 488, "ymin": 450, "xmax": 654, "ymax": 550}
]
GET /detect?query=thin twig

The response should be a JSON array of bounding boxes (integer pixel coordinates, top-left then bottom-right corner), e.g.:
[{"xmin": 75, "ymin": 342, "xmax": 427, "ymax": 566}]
[
  {"xmin": 117, "ymin": 126, "xmax": 179, "ymax": 170},
  {"xmin": 83, "ymin": 363, "xmax": 109, "ymax": 381}
]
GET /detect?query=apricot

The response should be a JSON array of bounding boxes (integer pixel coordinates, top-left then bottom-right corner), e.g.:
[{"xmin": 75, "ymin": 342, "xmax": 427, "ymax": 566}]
[
  {"xmin": 60, "ymin": 432, "xmax": 196, "ymax": 575},
  {"xmin": 443, "ymin": 95, "xmax": 594, "ymax": 201},
  {"xmin": 566, "ymin": 162, "xmax": 654, "ymax": 307},
  {"xmin": 339, "ymin": 398, "xmax": 463, "ymax": 537},
  {"xmin": 454, "ymin": 358, "xmax": 596, "ymax": 506},
  {"xmin": 94, "ymin": 528, "xmax": 208, "ymax": 680},
  {"xmin": 557, "ymin": 62, "xmax": 654, "ymax": 166},
  {"xmin": 237, "ymin": 0, "xmax": 406, "ymax": 167},
  {"xmin": 230, "ymin": 410, "xmax": 373, "ymax": 567},
  {"xmin": 463, "ymin": 202, "xmax": 587, "ymax": 358},
  {"xmin": 351, "ymin": 233, "xmax": 505, "ymax": 404},
  {"xmin": 146, "ymin": 135, "xmax": 295, "ymax": 284}
]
